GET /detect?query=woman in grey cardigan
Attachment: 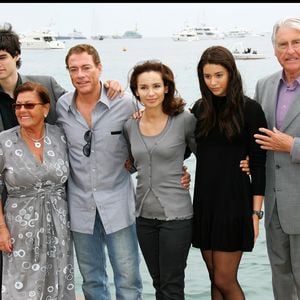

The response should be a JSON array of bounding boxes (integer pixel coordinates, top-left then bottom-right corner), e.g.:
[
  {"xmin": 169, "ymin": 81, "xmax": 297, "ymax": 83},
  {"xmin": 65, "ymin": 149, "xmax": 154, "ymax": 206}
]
[{"xmin": 124, "ymin": 60, "xmax": 197, "ymax": 299}]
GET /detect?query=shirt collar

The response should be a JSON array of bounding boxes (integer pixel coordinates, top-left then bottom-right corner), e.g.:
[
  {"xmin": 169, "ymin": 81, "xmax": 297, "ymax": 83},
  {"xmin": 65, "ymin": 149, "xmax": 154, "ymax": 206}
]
[
  {"xmin": 0, "ymin": 73, "xmax": 22, "ymax": 93},
  {"xmin": 67, "ymin": 80, "xmax": 112, "ymax": 112},
  {"xmin": 280, "ymin": 70, "xmax": 300, "ymax": 88}
]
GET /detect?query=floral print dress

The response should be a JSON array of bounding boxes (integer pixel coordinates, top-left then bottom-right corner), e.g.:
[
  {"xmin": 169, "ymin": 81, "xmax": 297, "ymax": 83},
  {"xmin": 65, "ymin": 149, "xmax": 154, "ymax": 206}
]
[{"xmin": 0, "ymin": 123, "xmax": 75, "ymax": 300}]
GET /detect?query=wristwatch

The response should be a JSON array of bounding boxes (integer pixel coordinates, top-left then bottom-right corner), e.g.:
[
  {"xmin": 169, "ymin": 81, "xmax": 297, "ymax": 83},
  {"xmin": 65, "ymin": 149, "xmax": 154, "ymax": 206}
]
[{"xmin": 253, "ymin": 210, "xmax": 264, "ymax": 219}]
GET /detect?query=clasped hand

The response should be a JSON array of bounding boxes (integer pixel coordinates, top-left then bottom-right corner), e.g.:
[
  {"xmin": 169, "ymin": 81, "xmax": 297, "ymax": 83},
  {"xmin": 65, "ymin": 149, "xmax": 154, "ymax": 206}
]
[
  {"xmin": 0, "ymin": 226, "xmax": 13, "ymax": 253},
  {"xmin": 254, "ymin": 127, "xmax": 294, "ymax": 153}
]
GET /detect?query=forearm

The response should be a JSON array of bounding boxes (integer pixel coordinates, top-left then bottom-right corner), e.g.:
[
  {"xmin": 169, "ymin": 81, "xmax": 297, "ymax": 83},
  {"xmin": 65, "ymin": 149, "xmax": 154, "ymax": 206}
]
[
  {"xmin": 253, "ymin": 195, "xmax": 264, "ymax": 212},
  {"xmin": 0, "ymin": 199, "xmax": 12, "ymax": 253},
  {"xmin": 0, "ymin": 199, "xmax": 6, "ymax": 226}
]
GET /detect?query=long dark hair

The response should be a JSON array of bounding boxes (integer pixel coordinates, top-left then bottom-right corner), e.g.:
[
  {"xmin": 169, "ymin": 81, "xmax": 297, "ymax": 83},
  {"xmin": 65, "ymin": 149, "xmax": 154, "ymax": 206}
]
[
  {"xmin": 129, "ymin": 60, "xmax": 185, "ymax": 116},
  {"xmin": 196, "ymin": 46, "xmax": 245, "ymax": 140}
]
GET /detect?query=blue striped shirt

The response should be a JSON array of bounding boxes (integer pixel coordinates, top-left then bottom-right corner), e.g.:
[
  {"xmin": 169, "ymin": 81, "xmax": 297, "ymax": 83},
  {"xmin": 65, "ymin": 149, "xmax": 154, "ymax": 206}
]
[{"xmin": 56, "ymin": 84, "xmax": 136, "ymax": 234}]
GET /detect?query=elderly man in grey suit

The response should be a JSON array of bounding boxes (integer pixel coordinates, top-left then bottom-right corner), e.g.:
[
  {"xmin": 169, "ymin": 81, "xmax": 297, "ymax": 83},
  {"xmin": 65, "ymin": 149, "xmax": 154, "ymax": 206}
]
[{"xmin": 254, "ymin": 17, "xmax": 300, "ymax": 300}]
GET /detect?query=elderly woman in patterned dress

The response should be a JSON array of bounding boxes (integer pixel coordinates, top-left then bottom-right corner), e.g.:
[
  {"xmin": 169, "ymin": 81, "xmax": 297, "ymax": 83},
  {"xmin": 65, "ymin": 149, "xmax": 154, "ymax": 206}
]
[{"xmin": 0, "ymin": 82, "xmax": 75, "ymax": 299}]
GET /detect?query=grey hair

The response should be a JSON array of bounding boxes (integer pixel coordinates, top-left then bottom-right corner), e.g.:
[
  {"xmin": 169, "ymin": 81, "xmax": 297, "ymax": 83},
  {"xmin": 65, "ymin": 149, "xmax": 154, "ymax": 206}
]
[{"xmin": 271, "ymin": 17, "xmax": 300, "ymax": 47}]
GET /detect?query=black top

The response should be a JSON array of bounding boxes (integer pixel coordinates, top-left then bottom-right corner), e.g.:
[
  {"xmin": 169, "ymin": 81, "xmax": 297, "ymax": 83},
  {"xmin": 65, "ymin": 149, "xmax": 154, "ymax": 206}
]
[
  {"xmin": 191, "ymin": 95, "xmax": 267, "ymax": 251},
  {"xmin": 0, "ymin": 75, "xmax": 21, "ymax": 129}
]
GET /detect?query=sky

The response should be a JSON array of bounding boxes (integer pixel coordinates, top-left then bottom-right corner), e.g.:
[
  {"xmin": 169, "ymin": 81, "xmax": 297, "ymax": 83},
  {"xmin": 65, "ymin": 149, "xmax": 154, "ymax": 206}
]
[{"xmin": 1, "ymin": 2, "xmax": 300, "ymax": 37}]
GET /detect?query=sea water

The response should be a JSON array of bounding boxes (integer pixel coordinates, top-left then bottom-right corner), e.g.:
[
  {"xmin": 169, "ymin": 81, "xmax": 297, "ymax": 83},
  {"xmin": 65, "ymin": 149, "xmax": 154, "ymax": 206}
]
[{"xmin": 21, "ymin": 35, "xmax": 277, "ymax": 299}]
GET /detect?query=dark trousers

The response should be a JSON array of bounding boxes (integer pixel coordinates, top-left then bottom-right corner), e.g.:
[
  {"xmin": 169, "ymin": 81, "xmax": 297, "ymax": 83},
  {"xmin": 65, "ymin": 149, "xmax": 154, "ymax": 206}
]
[{"xmin": 136, "ymin": 217, "xmax": 193, "ymax": 300}]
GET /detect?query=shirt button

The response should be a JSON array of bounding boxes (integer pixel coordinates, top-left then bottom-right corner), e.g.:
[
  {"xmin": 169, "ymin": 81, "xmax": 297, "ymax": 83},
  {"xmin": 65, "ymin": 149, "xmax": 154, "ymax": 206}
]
[
  {"xmin": 275, "ymin": 165, "xmax": 280, "ymax": 169},
  {"xmin": 93, "ymin": 188, "xmax": 96, "ymax": 192}
]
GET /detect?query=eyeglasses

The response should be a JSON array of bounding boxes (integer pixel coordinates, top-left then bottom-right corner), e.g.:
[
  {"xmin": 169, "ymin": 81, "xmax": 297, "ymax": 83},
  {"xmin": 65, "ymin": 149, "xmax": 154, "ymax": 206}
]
[
  {"xmin": 83, "ymin": 130, "xmax": 92, "ymax": 157},
  {"xmin": 12, "ymin": 103, "xmax": 44, "ymax": 110}
]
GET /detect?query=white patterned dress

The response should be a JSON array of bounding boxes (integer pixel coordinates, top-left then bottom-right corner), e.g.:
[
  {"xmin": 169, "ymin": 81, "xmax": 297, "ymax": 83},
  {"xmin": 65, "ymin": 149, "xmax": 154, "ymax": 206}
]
[{"xmin": 0, "ymin": 123, "xmax": 75, "ymax": 300}]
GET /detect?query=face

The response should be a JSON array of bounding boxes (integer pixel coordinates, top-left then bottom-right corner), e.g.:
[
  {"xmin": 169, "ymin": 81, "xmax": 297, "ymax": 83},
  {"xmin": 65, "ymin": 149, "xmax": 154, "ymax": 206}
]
[
  {"xmin": 15, "ymin": 91, "xmax": 49, "ymax": 130},
  {"xmin": 67, "ymin": 52, "xmax": 102, "ymax": 95},
  {"xmin": 0, "ymin": 50, "xmax": 19, "ymax": 81},
  {"xmin": 135, "ymin": 71, "xmax": 168, "ymax": 110},
  {"xmin": 274, "ymin": 26, "xmax": 300, "ymax": 78},
  {"xmin": 203, "ymin": 63, "xmax": 229, "ymax": 97}
]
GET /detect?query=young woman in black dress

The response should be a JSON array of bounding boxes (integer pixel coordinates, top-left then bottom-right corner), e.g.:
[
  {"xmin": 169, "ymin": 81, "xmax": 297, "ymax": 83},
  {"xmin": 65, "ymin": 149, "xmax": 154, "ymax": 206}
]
[{"xmin": 191, "ymin": 46, "xmax": 267, "ymax": 300}]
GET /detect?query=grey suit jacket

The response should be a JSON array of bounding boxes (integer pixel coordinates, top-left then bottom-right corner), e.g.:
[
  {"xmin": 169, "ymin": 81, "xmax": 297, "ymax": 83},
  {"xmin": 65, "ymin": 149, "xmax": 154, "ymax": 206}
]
[
  {"xmin": 0, "ymin": 74, "xmax": 66, "ymax": 131},
  {"xmin": 254, "ymin": 70, "xmax": 300, "ymax": 233}
]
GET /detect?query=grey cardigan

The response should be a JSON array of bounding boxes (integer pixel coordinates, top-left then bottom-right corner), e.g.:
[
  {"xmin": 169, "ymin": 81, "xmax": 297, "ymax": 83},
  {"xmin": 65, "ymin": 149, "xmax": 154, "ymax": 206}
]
[{"xmin": 124, "ymin": 110, "xmax": 197, "ymax": 219}]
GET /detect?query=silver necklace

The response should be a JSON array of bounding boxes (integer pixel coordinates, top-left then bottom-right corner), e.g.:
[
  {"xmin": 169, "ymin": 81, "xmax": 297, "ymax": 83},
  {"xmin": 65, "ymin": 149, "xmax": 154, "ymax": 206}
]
[{"xmin": 22, "ymin": 128, "xmax": 45, "ymax": 148}]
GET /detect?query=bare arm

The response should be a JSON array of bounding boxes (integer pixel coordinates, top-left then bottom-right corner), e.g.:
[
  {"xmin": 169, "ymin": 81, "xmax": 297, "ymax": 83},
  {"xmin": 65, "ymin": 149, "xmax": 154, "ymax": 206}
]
[
  {"xmin": 0, "ymin": 200, "xmax": 12, "ymax": 253},
  {"xmin": 252, "ymin": 195, "xmax": 264, "ymax": 242}
]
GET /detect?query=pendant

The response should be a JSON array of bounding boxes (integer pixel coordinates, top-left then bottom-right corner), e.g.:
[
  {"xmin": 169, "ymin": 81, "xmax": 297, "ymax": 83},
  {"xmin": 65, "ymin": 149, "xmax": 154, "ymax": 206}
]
[{"xmin": 34, "ymin": 142, "xmax": 41, "ymax": 148}]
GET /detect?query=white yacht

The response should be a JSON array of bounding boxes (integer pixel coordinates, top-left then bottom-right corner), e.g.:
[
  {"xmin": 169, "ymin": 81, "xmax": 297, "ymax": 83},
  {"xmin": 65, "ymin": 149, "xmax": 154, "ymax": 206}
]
[
  {"xmin": 68, "ymin": 29, "xmax": 87, "ymax": 39},
  {"xmin": 225, "ymin": 27, "xmax": 250, "ymax": 38},
  {"xmin": 194, "ymin": 25, "xmax": 224, "ymax": 40},
  {"xmin": 20, "ymin": 30, "xmax": 65, "ymax": 49},
  {"xmin": 172, "ymin": 26, "xmax": 198, "ymax": 41},
  {"xmin": 173, "ymin": 24, "xmax": 224, "ymax": 41}
]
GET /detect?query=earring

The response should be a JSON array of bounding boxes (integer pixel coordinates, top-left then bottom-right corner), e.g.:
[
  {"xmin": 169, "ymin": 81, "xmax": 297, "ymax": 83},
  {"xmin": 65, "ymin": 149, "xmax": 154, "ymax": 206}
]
[{"xmin": 44, "ymin": 114, "xmax": 48, "ymax": 118}]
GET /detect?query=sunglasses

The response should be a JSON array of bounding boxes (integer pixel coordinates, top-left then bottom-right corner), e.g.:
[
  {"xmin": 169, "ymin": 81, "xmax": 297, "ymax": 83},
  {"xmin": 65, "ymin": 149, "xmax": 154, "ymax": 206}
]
[
  {"xmin": 83, "ymin": 130, "xmax": 92, "ymax": 157},
  {"xmin": 12, "ymin": 103, "xmax": 44, "ymax": 110}
]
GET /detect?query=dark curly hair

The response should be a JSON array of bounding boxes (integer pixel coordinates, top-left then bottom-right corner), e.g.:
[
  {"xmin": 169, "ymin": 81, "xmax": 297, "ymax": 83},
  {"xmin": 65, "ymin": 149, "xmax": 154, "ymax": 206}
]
[{"xmin": 129, "ymin": 60, "xmax": 186, "ymax": 116}]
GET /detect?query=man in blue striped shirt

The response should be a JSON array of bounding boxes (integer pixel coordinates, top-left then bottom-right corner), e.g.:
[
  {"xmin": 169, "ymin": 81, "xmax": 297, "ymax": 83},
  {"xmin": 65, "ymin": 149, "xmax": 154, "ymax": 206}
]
[{"xmin": 56, "ymin": 43, "xmax": 143, "ymax": 300}]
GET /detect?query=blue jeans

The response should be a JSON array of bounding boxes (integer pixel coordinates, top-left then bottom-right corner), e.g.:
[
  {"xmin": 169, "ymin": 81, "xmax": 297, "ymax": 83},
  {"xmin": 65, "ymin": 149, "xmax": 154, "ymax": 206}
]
[{"xmin": 72, "ymin": 211, "xmax": 142, "ymax": 300}]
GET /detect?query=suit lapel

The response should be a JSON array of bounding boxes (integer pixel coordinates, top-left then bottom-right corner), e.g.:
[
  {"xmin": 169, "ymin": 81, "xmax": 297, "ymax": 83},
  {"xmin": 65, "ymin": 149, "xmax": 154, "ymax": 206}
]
[{"xmin": 268, "ymin": 74, "xmax": 280, "ymax": 128}]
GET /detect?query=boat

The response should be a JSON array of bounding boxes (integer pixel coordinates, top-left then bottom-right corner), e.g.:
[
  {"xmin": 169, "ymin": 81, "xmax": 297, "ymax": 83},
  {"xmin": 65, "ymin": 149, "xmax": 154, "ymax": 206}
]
[
  {"xmin": 91, "ymin": 34, "xmax": 105, "ymax": 40},
  {"xmin": 194, "ymin": 24, "xmax": 224, "ymax": 39},
  {"xmin": 122, "ymin": 30, "xmax": 142, "ymax": 39},
  {"xmin": 225, "ymin": 27, "xmax": 250, "ymax": 38},
  {"xmin": 172, "ymin": 25, "xmax": 198, "ymax": 41},
  {"xmin": 172, "ymin": 24, "xmax": 224, "ymax": 41},
  {"xmin": 112, "ymin": 34, "xmax": 122, "ymax": 39},
  {"xmin": 56, "ymin": 34, "xmax": 71, "ymax": 40},
  {"xmin": 231, "ymin": 43, "xmax": 266, "ymax": 60},
  {"xmin": 20, "ymin": 30, "xmax": 65, "ymax": 49},
  {"xmin": 68, "ymin": 29, "xmax": 87, "ymax": 40}
]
